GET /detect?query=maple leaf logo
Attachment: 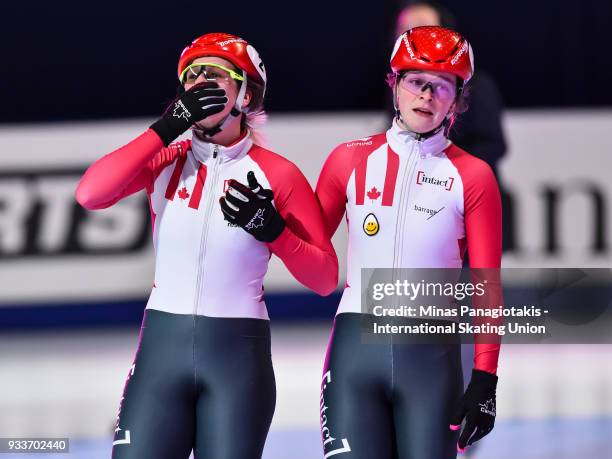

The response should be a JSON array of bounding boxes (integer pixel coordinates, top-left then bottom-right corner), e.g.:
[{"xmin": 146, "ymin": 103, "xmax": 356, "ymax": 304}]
[
  {"xmin": 177, "ymin": 187, "xmax": 190, "ymax": 200},
  {"xmin": 246, "ymin": 208, "xmax": 266, "ymax": 230},
  {"xmin": 172, "ymin": 100, "xmax": 191, "ymax": 121},
  {"xmin": 367, "ymin": 186, "xmax": 381, "ymax": 201},
  {"xmin": 479, "ymin": 398, "xmax": 496, "ymax": 417}
]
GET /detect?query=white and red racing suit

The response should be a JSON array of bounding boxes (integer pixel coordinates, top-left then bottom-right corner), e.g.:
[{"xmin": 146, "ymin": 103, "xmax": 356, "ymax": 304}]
[
  {"xmin": 76, "ymin": 128, "xmax": 339, "ymax": 318},
  {"xmin": 316, "ymin": 121, "xmax": 501, "ymax": 373},
  {"xmin": 77, "ymin": 127, "xmax": 338, "ymax": 458}
]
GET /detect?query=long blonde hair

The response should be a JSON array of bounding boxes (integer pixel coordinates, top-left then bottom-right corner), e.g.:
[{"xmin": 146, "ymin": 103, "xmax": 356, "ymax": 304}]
[{"xmin": 242, "ymin": 78, "xmax": 269, "ymax": 147}]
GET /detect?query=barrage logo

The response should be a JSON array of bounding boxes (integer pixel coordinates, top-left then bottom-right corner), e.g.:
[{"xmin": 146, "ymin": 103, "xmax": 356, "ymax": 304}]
[
  {"xmin": 414, "ymin": 204, "xmax": 445, "ymax": 220},
  {"xmin": 218, "ymin": 38, "xmax": 246, "ymax": 47},
  {"xmin": 416, "ymin": 171, "xmax": 455, "ymax": 191}
]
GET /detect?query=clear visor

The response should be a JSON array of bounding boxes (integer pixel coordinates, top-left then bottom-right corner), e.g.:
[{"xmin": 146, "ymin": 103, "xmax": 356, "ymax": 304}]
[{"xmin": 398, "ymin": 72, "xmax": 457, "ymax": 102}]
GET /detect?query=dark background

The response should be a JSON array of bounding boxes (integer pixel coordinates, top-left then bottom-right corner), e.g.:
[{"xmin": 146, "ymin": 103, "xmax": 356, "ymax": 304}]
[{"xmin": 3, "ymin": 0, "xmax": 611, "ymax": 122}]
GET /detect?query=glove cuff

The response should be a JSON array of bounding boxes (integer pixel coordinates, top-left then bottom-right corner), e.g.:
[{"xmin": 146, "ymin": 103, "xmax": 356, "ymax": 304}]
[
  {"xmin": 150, "ymin": 118, "xmax": 177, "ymax": 147},
  {"xmin": 259, "ymin": 210, "xmax": 286, "ymax": 243},
  {"xmin": 471, "ymin": 369, "xmax": 498, "ymax": 389}
]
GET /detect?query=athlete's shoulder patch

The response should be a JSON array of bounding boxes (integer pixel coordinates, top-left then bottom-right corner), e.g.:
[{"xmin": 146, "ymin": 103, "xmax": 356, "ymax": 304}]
[
  {"xmin": 342, "ymin": 133, "xmax": 386, "ymax": 149},
  {"xmin": 328, "ymin": 133, "xmax": 387, "ymax": 163},
  {"xmin": 345, "ymin": 136, "xmax": 374, "ymax": 148}
]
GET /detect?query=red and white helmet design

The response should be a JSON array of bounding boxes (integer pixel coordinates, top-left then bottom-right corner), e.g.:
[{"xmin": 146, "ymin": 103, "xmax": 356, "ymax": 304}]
[
  {"xmin": 177, "ymin": 32, "xmax": 267, "ymax": 88},
  {"xmin": 390, "ymin": 26, "xmax": 474, "ymax": 83}
]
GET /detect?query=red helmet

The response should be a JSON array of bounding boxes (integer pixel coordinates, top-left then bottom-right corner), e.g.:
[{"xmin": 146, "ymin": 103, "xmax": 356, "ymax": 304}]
[
  {"xmin": 390, "ymin": 26, "xmax": 474, "ymax": 83},
  {"xmin": 177, "ymin": 33, "xmax": 267, "ymax": 87}
]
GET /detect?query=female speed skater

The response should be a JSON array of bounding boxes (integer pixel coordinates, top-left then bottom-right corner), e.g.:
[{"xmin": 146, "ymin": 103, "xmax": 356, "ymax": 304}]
[
  {"xmin": 75, "ymin": 33, "xmax": 338, "ymax": 459},
  {"xmin": 315, "ymin": 26, "xmax": 502, "ymax": 458}
]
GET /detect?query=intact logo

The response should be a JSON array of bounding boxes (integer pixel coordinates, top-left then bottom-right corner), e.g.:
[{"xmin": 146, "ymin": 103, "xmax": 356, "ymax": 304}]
[
  {"xmin": 113, "ymin": 427, "xmax": 131, "ymax": 446},
  {"xmin": 346, "ymin": 137, "xmax": 373, "ymax": 148},
  {"xmin": 172, "ymin": 100, "xmax": 191, "ymax": 121},
  {"xmin": 416, "ymin": 171, "xmax": 455, "ymax": 191},
  {"xmin": 321, "ymin": 370, "xmax": 352, "ymax": 458},
  {"xmin": 223, "ymin": 180, "xmax": 232, "ymax": 193},
  {"xmin": 414, "ymin": 204, "xmax": 445, "ymax": 220},
  {"xmin": 113, "ymin": 363, "xmax": 136, "ymax": 446},
  {"xmin": 363, "ymin": 213, "xmax": 379, "ymax": 236}
]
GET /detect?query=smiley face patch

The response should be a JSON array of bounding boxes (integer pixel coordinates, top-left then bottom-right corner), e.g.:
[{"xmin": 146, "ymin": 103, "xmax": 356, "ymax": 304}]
[{"xmin": 363, "ymin": 213, "xmax": 379, "ymax": 236}]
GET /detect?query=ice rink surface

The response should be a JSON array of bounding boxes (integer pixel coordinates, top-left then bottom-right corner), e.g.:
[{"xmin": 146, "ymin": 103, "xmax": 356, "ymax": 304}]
[{"xmin": 1, "ymin": 323, "xmax": 611, "ymax": 458}]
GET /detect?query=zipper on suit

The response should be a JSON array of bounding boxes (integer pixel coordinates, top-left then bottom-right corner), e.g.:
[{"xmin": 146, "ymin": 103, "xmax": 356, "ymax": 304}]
[
  {"xmin": 193, "ymin": 145, "xmax": 221, "ymax": 315},
  {"xmin": 389, "ymin": 140, "xmax": 420, "ymax": 354},
  {"xmin": 392, "ymin": 141, "xmax": 420, "ymax": 271}
]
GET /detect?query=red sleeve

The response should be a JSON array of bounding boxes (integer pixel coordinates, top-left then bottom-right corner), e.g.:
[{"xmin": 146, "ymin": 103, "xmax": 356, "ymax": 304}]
[
  {"xmin": 447, "ymin": 145, "xmax": 503, "ymax": 375},
  {"xmin": 315, "ymin": 145, "xmax": 352, "ymax": 237},
  {"xmin": 250, "ymin": 148, "xmax": 339, "ymax": 296},
  {"xmin": 75, "ymin": 129, "xmax": 186, "ymax": 210},
  {"xmin": 315, "ymin": 136, "xmax": 385, "ymax": 237}
]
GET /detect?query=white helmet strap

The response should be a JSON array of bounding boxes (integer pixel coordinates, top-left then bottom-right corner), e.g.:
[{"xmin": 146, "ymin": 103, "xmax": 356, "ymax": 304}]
[{"xmin": 234, "ymin": 70, "xmax": 248, "ymax": 113}]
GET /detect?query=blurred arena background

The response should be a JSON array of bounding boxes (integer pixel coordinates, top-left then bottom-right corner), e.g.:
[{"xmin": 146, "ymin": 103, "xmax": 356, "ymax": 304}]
[{"xmin": 1, "ymin": 0, "xmax": 612, "ymax": 458}]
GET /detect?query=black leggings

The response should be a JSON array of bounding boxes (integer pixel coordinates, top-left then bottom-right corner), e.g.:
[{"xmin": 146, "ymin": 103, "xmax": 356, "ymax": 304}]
[
  {"xmin": 112, "ymin": 309, "xmax": 276, "ymax": 459},
  {"xmin": 320, "ymin": 313, "xmax": 463, "ymax": 459}
]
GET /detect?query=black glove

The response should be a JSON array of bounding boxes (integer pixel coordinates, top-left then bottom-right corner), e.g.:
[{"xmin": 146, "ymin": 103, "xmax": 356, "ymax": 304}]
[
  {"xmin": 219, "ymin": 171, "xmax": 285, "ymax": 242},
  {"xmin": 150, "ymin": 82, "xmax": 228, "ymax": 146},
  {"xmin": 450, "ymin": 369, "xmax": 498, "ymax": 452}
]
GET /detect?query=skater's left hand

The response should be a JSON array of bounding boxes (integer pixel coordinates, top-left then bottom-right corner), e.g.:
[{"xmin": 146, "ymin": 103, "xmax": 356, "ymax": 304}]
[
  {"xmin": 450, "ymin": 369, "xmax": 498, "ymax": 453},
  {"xmin": 220, "ymin": 171, "xmax": 285, "ymax": 242}
]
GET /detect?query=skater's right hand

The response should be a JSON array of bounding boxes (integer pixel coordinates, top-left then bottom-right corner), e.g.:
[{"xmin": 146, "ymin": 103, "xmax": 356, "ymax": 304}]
[{"xmin": 150, "ymin": 82, "xmax": 228, "ymax": 146}]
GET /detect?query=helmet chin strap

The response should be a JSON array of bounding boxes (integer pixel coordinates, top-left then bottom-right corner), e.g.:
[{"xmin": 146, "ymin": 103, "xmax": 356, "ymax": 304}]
[{"xmin": 193, "ymin": 70, "xmax": 249, "ymax": 139}]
